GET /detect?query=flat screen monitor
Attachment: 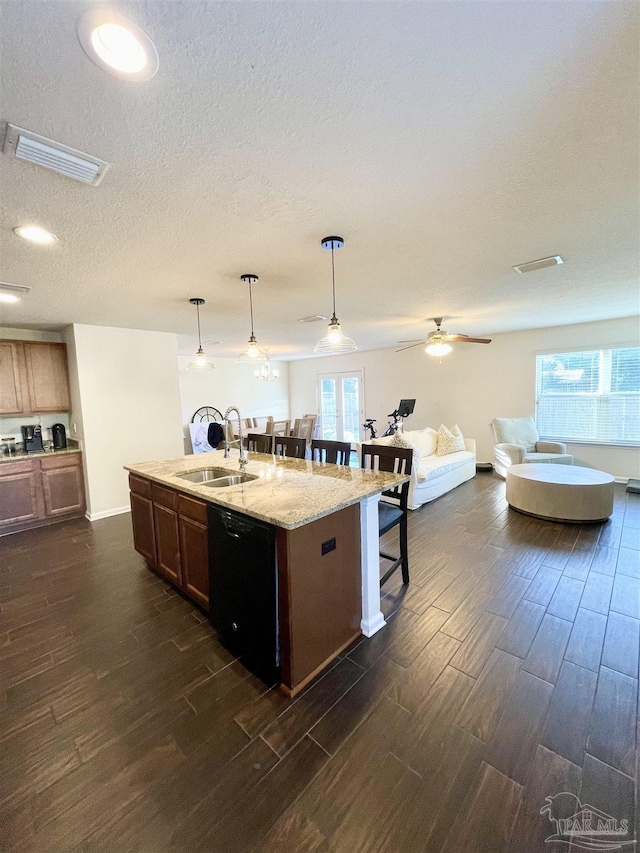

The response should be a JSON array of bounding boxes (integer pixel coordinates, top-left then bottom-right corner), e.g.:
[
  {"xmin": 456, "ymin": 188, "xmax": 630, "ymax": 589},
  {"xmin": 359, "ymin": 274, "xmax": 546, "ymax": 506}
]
[{"xmin": 397, "ymin": 399, "xmax": 416, "ymax": 418}]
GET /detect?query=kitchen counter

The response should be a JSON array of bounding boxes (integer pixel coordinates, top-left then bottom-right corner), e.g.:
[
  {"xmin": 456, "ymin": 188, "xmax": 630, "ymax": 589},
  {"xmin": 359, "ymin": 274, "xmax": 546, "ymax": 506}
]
[
  {"xmin": 125, "ymin": 451, "xmax": 407, "ymax": 530},
  {"xmin": 0, "ymin": 445, "xmax": 81, "ymax": 464}
]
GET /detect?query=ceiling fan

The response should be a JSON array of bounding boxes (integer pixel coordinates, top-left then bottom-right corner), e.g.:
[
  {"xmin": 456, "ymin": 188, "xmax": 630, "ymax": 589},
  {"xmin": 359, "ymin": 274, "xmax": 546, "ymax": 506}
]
[{"xmin": 396, "ymin": 317, "xmax": 491, "ymax": 358}]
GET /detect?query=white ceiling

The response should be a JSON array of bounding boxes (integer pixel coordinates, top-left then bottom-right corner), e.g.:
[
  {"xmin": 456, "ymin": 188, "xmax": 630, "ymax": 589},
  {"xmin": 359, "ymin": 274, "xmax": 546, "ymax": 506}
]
[{"xmin": 0, "ymin": 1, "xmax": 638, "ymax": 359}]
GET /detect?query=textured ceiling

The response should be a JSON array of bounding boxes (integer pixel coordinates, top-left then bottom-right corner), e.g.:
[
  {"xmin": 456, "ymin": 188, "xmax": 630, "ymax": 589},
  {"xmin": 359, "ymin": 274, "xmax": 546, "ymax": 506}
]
[{"xmin": 0, "ymin": 1, "xmax": 638, "ymax": 359}]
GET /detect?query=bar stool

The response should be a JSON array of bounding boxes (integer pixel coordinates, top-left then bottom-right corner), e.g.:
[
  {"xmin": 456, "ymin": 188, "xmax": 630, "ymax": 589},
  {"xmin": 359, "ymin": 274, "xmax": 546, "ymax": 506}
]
[
  {"xmin": 247, "ymin": 433, "xmax": 273, "ymax": 454},
  {"xmin": 361, "ymin": 444, "xmax": 413, "ymax": 587},
  {"xmin": 311, "ymin": 439, "xmax": 351, "ymax": 466},
  {"xmin": 274, "ymin": 436, "xmax": 306, "ymax": 459}
]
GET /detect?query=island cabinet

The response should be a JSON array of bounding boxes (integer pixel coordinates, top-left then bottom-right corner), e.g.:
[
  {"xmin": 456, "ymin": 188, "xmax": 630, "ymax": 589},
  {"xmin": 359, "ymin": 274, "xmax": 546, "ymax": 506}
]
[
  {"xmin": 0, "ymin": 339, "xmax": 71, "ymax": 415},
  {"xmin": 128, "ymin": 472, "xmax": 362, "ymax": 695},
  {"xmin": 0, "ymin": 453, "xmax": 85, "ymax": 534},
  {"xmin": 128, "ymin": 475, "xmax": 209, "ymax": 609}
]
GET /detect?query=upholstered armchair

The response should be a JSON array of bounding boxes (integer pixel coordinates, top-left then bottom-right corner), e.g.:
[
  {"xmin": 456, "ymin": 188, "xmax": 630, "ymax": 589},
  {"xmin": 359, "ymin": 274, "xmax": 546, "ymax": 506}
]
[{"xmin": 490, "ymin": 417, "xmax": 573, "ymax": 478}]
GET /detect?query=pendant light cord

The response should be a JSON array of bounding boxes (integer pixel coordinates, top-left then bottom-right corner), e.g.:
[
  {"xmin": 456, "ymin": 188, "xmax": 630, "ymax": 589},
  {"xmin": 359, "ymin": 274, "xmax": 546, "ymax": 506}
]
[
  {"xmin": 249, "ymin": 280, "xmax": 255, "ymax": 337},
  {"xmin": 331, "ymin": 244, "xmax": 337, "ymax": 321},
  {"xmin": 196, "ymin": 302, "xmax": 203, "ymax": 348}
]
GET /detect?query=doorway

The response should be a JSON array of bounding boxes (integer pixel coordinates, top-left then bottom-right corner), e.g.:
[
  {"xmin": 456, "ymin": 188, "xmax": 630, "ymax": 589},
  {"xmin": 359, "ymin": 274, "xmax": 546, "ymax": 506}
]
[{"xmin": 317, "ymin": 370, "xmax": 364, "ymax": 445}]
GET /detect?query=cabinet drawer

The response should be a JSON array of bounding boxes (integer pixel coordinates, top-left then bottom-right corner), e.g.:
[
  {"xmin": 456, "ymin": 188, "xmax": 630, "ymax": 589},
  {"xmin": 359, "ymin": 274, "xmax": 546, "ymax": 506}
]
[
  {"xmin": 0, "ymin": 459, "xmax": 36, "ymax": 476},
  {"xmin": 178, "ymin": 493, "xmax": 208, "ymax": 524},
  {"xmin": 40, "ymin": 453, "xmax": 81, "ymax": 471},
  {"xmin": 152, "ymin": 483, "xmax": 177, "ymax": 510},
  {"xmin": 129, "ymin": 474, "xmax": 152, "ymax": 499}
]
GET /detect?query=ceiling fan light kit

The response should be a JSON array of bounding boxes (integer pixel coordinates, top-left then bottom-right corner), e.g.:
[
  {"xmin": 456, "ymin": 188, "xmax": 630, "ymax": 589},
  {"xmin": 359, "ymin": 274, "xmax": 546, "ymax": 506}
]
[
  {"xmin": 314, "ymin": 236, "xmax": 357, "ymax": 355},
  {"xmin": 187, "ymin": 298, "xmax": 215, "ymax": 370},
  {"xmin": 396, "ymin": 317, "xmax": 492, "ymax": 359}
]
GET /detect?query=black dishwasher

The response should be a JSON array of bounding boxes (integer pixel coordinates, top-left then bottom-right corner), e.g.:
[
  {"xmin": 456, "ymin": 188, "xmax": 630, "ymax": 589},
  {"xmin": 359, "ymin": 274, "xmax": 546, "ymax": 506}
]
[{"xmin": 207, "ymin": 504, "xmax": 279, "ymax": 684}]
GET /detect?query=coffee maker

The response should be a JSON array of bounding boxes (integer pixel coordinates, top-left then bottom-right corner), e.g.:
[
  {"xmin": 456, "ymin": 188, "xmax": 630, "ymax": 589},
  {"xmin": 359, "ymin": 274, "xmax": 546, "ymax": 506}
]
[
  {"xmin": 21, "ymin": 425, "xmax": 45, "ymax": 453},
  {"xmin": 51, "ymin": 423, "xmax": 67, "ymax": 450}
]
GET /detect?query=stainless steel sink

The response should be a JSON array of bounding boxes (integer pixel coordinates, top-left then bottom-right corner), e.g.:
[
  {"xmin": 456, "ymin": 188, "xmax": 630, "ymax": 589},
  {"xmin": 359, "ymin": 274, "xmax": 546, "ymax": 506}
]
[
  {"xmin": 203, "ymin": 473, "xmax": 258, "ymax": 488},
  {"xmin": 177, "ymin": 467, "xmax": 258, "ymax": 488}
]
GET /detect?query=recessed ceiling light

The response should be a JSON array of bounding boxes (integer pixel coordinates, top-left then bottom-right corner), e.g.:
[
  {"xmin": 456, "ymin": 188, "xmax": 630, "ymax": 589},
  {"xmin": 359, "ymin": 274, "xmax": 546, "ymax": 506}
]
[
  {"xmin": 77, "ymin": 11, "xmax": 158, "ymax": 81},
  {"xmin": 0, "ymin": 282, "xmax": 31, "ymax": 303},
  {"xmin": 13, "ymin": 225, "xmax": 58, "ymax": 245},
  {"xmin": 513, "ymin": 256, "xmax": 563, "ymax": 274}
]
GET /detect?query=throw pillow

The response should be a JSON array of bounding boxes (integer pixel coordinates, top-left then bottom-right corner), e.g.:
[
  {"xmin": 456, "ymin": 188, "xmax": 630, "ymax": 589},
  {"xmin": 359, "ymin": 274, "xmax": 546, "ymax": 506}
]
[
  {"xmin": 389, "ymin": 431, "xmax": 421, "ymax": 470},
  {"xmin": 436, "ymin": 424, "xmax": 466, "ymax": 456},
  {"xmin": 404, "ymin": 427, "xmax": 438, "ymax": 458}
]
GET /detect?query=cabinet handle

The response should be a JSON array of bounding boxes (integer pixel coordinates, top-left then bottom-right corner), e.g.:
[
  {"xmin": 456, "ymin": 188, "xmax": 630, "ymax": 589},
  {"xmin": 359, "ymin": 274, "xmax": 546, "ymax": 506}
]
[{"xmin": 231, "ymin": 622, "xmax": 239, "ymax": 632}]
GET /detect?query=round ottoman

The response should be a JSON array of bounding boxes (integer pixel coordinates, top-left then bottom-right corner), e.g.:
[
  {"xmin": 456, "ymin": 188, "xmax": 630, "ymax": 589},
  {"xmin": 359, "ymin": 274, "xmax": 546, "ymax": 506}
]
[{"xmin": 506, "ymin": 463, "xmax": 614, "ymax": 523}]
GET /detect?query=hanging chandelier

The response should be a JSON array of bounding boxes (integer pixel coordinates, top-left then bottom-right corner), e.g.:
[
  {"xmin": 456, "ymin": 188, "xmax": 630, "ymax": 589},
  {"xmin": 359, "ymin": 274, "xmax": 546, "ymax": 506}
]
[
  {"xmin": 186, "ymin": 298, "xmax": 215, "ymax": 370},
  {"xmin": 314, "ymin": 236, "xmax": 357, "ymax": 354},
  {"xmin": 254, "ymin": 354, "xmax": 279, "ymax": 382},
  {"xmin": 236, "ymin": 274, "xmax": 267, "ymax": 362}
]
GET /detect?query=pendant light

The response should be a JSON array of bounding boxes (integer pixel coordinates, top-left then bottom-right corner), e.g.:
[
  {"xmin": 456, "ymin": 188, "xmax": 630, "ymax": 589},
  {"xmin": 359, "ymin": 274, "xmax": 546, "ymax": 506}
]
[
  {"xmin": 314, "ymin": 236, "xmax": 357, "ymax": 354},
  {"xmin": 187, "ymin": 298, "xmax": 215, "ymax": 370},
  {"xmin": 237, "ymin": 274, "xmax": 267, "ymax": 362},
  {"xmin": 254, "ymin": 353, "xmax": 279, "ymax": 382}
]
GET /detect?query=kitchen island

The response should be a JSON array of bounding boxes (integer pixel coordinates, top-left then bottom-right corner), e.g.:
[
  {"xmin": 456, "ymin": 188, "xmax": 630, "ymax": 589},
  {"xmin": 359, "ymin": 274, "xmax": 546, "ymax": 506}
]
[{"xmin": 125, "ymin": 451, "xmax": 407, "ymax": 695}]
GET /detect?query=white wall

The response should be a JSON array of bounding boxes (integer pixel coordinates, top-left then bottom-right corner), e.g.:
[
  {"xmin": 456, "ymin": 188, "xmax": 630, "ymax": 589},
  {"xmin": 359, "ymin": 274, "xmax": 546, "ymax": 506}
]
[
  {"xmin": 288, "ymin": 316, "xmax": 640, "ymax": 480},
  {"xmin": 65, "ymin": 324, "xmax": 184, "ymax": 519},
  {"xmin": 178, "ymin": 355, "xmax": 289, "ymax": 452}
]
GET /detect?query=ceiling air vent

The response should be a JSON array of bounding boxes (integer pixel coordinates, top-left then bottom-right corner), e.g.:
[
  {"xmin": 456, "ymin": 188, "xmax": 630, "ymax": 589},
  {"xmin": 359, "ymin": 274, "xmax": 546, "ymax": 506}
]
[
  {"xmin": 513, "ymin": 256, "xmax": 563, "ymax": 274},
  {"xmin": 3, "ymin": 124, "xmax": 110, "ymax": 185},
  {"xmin": 299, "ymin": 314, "xmax": 328, "ymax": 323}
]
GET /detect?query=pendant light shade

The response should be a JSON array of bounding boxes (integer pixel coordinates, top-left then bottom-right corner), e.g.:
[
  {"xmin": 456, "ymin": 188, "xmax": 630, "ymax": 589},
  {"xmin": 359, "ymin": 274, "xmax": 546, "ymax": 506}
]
[
  {"xmin": 187, "ymin": 298, "xmax": 215, "ymax": 370},
  {"xmin": 314, "ymin": 236, "xmax": 357, "ymax": 355},
  {"xmin": 237, "ymin": 274, "xmax": 267, "ymax": 363}
]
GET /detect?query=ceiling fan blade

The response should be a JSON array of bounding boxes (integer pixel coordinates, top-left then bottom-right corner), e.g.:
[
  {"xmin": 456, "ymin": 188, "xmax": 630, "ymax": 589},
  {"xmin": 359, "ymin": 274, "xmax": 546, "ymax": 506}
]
[
  {"xmin": 397, "ymin": 339, "xmax": 426, "ymax": 344},
  {"xmin": 396, "ymin": 341, "xmax": 427, "ymax": 353},
  {"xmin": 450, "ymin": 336, "xmax": 492, "ymax": 344}
]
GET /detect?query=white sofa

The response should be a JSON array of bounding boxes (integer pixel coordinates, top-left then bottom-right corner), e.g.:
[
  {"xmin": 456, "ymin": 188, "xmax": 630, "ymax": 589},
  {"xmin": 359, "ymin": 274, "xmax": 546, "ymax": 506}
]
[
  {"xmin": 490, "ymin": 417, "xmax": 573, "ymax": 479},
  {"xmin": 361, "ymin": 427, "xmax": 476, "ymax": 510}
]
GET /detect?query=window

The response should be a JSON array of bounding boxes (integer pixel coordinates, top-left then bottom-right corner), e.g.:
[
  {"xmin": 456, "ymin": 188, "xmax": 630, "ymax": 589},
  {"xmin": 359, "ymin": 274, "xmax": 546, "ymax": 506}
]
[{"xmin": 535, "ymin": 346, "xmax": 640, "ymax": 445}]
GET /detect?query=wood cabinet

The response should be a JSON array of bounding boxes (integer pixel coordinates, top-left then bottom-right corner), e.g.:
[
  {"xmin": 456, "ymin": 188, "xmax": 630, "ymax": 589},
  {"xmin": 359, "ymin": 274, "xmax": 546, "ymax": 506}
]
[
  {"xmin": 0, "ymin": 341, "xmax": 26, "ymax": 415},
  {"xmin": 129, "ymin": 475, "xmax": 209, "ymax": 609},
  {"xmin": 23, "ymin": 342, "xmax": 70, "ymax": 413},
  {"xmin": 0, "ymin": 339, "xmax": 71, "ymax": 414},
  {"xmin": 0, "ymin": 453, "xmax": 85, "ymax": 533},
  {"xmin": 0, "ymin": 460, "xmax": 42, "ymax": 524},
  {"xmin": 178, "ymin": 495, "xmax": 209, "ymax": 608}
]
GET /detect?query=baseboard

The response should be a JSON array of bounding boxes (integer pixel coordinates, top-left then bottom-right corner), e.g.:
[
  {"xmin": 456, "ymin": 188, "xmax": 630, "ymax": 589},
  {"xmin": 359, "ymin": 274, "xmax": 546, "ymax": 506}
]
[
  {"xmin": 86, "ymin": 506, "xmax": 131, "ymax": 522},
  {"xmin": 615, "ymin": 477, "xmax": 630, "ymax": 484}
]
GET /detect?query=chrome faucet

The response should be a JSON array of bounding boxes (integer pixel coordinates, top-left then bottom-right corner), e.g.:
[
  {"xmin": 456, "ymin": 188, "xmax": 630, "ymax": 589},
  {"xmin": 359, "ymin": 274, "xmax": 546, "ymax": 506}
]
[{"xmin": 223, "ymin": 406, "xmax": 249, "ymax": 471}]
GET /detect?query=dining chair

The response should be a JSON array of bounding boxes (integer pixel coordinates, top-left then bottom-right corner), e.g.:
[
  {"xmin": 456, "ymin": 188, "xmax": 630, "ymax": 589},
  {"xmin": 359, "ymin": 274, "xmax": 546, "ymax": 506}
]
[
  {"xmin": 303, "ymin": 414, "xmax": 319, "ymax": 440},
  {"xmin": 292, "ymin": 416, "xmax": 316, "ymax": 444},
  {"xmin": 273, "ymin": 436, "xmax": 306, "ymax": 459},
  {"xmin": 267, "ymin": 419, "xmax": 291, "ymax": 437},
  {"xmin": 247, "ymin": 432, "xmax": 273, "ymax": 454},
  {"xmin": 361, "ymin": 444, "xmax": 413, "ymax": 587},
  {"xmin": 311, "ymin": 439, "xmax": 351, "ymax": 466},
  {"xmin": 253, "ymin": 416, "xmax": 274, "ymax": 431}
]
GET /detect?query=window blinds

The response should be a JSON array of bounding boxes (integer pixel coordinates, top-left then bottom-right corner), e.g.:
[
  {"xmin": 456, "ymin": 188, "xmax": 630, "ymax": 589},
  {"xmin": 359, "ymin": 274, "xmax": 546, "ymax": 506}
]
[{"xmin": 535, "ymin": 346, "xmax": 640, "ymax": 445}]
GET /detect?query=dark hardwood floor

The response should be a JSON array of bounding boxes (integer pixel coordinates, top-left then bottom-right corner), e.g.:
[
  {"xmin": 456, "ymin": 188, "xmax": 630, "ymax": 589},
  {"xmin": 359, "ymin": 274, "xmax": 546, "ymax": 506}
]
[{"xmin": 1, "ymin": 474, "xmax": 638, "ymax": 852}]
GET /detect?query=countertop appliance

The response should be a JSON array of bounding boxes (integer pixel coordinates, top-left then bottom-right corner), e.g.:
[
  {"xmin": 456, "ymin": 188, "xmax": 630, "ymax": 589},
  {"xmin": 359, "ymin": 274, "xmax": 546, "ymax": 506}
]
[
  {"xmin": 208, "ymin": 504, "xmax": 279, "ymax": 684},
  {"xmin": 51, "ymin": 423, "xmax": 67, "ymax": 450},
  {"xmin": 21, "ymin": 424, "xmax": 44, "ymax": 453}
]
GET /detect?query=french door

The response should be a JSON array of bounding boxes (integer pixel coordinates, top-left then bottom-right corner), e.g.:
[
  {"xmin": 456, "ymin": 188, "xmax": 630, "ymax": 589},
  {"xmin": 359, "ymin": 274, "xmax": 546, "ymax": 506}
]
[{"xmin": 317, "ymin": 370, "xmax": 364, "ymax": 445}]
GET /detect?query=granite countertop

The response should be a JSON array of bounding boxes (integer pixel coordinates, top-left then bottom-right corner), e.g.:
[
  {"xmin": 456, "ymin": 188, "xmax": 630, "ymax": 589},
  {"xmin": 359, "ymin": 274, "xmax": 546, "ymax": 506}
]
[
  {"xmin": 125, "ymin": 452, "xmax": 408, "ymax": 530},
  {"xmin": 0, "ymin": 444, "xmax": 82, "ymax": 464}
]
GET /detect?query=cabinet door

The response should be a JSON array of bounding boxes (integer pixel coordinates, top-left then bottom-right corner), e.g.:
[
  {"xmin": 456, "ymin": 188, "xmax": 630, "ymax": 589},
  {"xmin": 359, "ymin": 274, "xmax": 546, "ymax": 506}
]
[
  {"xmin": 0, "ymin": 341, "xmax": 25, "ymax": 415},
  {"xmin": 179, "ymin": 515, "xmax": 209, "ymax": 609},
  {"xmin": 40, "ymin": 457, "xmax": 85, "ymax": 516},
  {"xmin": 130, "ymin": 492, "xmax": 156, "ymax": 566},
  {"xmin": 0, "ymin": 464, "xmax": 41, "ymax": 525},
  {"xmin": 23, "ymin": 342, "xmax": 71, "ymax": 413},
  {"xmin": 154, "ymin": 504, "xmax": 182, "ymax": 585}
]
